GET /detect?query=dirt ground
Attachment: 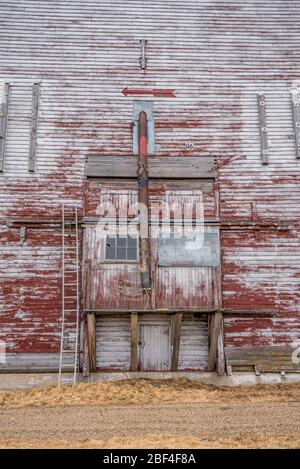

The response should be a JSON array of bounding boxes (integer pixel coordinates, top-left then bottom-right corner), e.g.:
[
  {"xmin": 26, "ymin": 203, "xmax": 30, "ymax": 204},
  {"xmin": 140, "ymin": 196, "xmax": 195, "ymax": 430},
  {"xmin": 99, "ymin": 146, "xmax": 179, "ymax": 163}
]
[{"xmin": 0, "ymin": 379, "xmax": 300, "ymax": 449}]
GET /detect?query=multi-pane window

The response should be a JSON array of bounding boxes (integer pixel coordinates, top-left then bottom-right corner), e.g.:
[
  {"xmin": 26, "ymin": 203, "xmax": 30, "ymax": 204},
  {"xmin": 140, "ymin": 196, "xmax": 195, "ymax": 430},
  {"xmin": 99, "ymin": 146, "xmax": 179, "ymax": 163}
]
[{"xmin": 105, "ymin": 236, "xmax": 138, "ymax": 261}]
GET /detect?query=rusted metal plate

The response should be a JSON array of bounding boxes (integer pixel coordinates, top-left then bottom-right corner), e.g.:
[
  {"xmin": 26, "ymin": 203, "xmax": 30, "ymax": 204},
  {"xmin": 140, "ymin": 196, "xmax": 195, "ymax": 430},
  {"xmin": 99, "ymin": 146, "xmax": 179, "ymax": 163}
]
[{"xmin": 157, "ymin": 232, "xmax": 220, "ymax": 267}]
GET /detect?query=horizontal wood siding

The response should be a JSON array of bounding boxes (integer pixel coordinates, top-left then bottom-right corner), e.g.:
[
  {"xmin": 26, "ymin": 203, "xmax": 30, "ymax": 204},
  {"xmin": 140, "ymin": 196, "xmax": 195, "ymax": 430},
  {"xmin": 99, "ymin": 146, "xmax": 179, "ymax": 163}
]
[
  {"xmin": 0, "ymin": 1, "xmax": 299, "ymax": 369},
  {"xmin": 96, "ymin": 314, "xmax": 131, "ymax": 371},
  {"xmin": 178, "ymin": 314, "xmax": 209, "ymax": 371}
]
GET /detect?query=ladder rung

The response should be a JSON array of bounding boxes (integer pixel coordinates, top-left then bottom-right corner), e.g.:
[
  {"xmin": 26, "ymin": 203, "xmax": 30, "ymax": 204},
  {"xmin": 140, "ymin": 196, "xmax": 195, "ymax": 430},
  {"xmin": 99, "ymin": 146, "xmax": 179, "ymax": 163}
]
[
  {"xmin": 62, "ymin": 350, "xmax": 76, "ymax": 353},
  {"xmin": 65, "ymin": 283, "xmax": 77, "ymax": 286},
  {"xmin": 64, "ymin": 309, "xmax": 78, "ymax": 312}
]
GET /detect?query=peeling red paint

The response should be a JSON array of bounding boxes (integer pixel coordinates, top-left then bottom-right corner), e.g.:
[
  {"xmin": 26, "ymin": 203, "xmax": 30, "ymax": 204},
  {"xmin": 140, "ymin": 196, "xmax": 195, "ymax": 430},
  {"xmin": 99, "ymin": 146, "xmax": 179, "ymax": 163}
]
[{"xmin": 1, "ymin": 0, "xmax": 300, "ymax": 371}]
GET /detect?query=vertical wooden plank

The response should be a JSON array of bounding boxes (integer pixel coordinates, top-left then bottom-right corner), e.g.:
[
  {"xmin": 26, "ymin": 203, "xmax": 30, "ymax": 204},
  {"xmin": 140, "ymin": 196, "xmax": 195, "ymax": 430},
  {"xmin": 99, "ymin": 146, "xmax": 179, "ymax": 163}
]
[
  {"xmin": 257, "ymin": 94, "xmax": 269, "ymax": 165},
  {"xmin": 208, "ymin": 311, "xmax": 222, "ymax": 371},
  {"xmin": 171, "ymin": 312, "xmax": 182, "ymax": 371},
  {"xmin": 291, "ymin": 91, "xmax": 300, "ymax": 159},
  {"xmin": 216, "ymin": 320, "xmax": 225, "ymax": 375},
  {"xmin": 0, "ymin": 82, "xmax": 10, "ymax": 172},
  {"xmin": 82, "ymin": 319, "xmax": 90, "ymax": 377},
  {"xmin": 28, "ymin": 82, "xmax": 40, "ymax": 172},
  {"xmin": 87, "ymin": 313, "xmax": 96, "ymax": 372},
  {"xmin": 214, "ymin": 265, "xmax": 225, "ymax": 375},
  {"xmin": 131, "ymin": 312, "xmax": 138, "ymax": 371}
]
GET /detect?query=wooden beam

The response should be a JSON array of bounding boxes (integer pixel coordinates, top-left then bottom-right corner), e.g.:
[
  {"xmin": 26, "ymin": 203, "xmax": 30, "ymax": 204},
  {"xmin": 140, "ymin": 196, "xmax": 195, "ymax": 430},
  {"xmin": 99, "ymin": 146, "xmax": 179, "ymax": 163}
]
[
  {"xmin": 171, "ymin": 312, "xmax": 182, "ymax": 371},
  {"xmin": 86, "ymin": 155, "xmax": 216, "ymax": 179},
  {"xmin": 85, "ymin": 308, "xmax": 277, "ymax": 316},
  {"xmin": 130, "ymin": 312, "xmax": 138, "ymax": 372},
  {"xmin": 208, "ymin": 311, "xmax": 222, "ymax": 371},
  {"xmin": 86, "ymin": 313, "xmax": 96, "ymax": 372}
]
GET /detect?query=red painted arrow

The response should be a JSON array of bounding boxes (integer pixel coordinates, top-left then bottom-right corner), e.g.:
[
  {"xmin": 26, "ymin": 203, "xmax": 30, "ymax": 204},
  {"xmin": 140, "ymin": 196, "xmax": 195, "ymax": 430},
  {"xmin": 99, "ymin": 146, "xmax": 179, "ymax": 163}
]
[{"xmin": 122, "ymin": 87, "xmax": 176, "ymax": 97}]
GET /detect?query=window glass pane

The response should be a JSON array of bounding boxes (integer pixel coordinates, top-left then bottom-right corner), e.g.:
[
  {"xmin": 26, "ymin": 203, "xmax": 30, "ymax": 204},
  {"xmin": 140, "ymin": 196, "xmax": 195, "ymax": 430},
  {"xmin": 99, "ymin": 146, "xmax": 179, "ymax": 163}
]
[
  {"xmin": 128, "ymin": 237, "xmax": 137, "ymax": 248},
  {"xmin": 116, "ymin": 247, "xmax": 127, "ymax": 260},
  {"xmin": 106, "ymin": 236, "xmax": 137, "ymax": 261},
  {"xmin": 117, "ymin": 237, "xmax": 127, "ymax": 247},
  {"xmin": 106, "ymin": 246, "xmax": 116, "ymax": 260},
  {"xmin": 106, "ymin": 236, "xmax": 116, "ymax": 247}
]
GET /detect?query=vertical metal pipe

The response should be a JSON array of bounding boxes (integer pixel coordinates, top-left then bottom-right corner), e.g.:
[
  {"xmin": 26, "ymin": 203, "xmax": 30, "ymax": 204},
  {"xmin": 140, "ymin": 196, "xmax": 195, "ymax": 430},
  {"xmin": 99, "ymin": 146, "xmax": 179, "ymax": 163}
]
[{"xmin": 138, "ymin": 111, "xmax": 151, "ymax": 293}]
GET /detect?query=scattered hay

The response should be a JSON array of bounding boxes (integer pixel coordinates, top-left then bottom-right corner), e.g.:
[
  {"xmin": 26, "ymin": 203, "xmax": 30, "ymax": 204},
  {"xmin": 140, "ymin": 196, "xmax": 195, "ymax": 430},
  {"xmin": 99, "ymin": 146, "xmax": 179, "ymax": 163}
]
[
  {"xmin": 1, "ymin": 432, "xmax": 300, "ymax": 449},
  {"xmin": 1, "ymin": 378, "xmax": 300, "ymax": 409}
]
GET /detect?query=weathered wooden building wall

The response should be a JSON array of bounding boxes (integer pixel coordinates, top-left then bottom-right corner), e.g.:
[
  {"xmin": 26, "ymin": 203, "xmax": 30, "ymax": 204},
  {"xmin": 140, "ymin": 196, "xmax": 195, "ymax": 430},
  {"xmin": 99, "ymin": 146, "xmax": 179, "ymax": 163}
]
[{"xmin": 0, "ymin": 0, "xmax": 299, "ymax": 371}]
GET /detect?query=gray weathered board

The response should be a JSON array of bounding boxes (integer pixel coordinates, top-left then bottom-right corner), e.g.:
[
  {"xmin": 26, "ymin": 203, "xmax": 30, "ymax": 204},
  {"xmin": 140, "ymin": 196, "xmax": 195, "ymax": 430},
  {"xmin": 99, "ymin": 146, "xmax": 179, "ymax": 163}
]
[
  {"xmin": 225, "ymin": 346, "xmax": 300, "ymax": 371},
  {"xmin": 86, "ymin": 155, "xmax": 216, "ymax": 179},
  {"xmin": 0, "ymin": 353, "xmax": 63, "ymax": 372}
]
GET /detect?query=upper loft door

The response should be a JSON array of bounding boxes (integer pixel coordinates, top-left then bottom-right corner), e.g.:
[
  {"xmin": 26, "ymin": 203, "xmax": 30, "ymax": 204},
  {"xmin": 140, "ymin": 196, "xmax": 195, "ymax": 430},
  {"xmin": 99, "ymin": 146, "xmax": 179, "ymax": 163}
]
[
  {"xmin": 83, "ymin": 179, "xmax": 220, "ymax": 311},
  {"xmin": 83, "ymin": 180, "xmax": 143, "ymax": 311},
  {"xmin": 149, "ymin": 180, "xmax": 220, "ymax": 309}
]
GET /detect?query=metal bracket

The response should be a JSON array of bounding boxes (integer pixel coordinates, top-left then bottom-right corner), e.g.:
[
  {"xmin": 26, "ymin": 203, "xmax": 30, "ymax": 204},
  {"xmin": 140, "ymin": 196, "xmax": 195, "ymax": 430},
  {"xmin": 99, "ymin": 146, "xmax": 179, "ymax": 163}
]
[
  {"xmin": 132, "ymin": 101, "xmax": 155, "ymax": 155},
  {"xmin": 291, "ymin": 91, "xmax": 300, "ymax": 159},
  {"xmin": 20, "ymin": 226, "xmax": 26, "ymax": 245},
  {"xmin": 139, "ymin": 39, "xmax": 147, "ymax": 70},
  {"xmin": 254, "ymin": 365, "xmax": 261, "ymax": 376},
  {"xmin": 257, "ymin": 94, "xmax": 269, "ymax": 165},
  {"xmin": 28, "ymin": 82, "xmax": 40, "ymax": 172},
  {"xmin": 0, "ymin": 83, "xmax": 10, "ymax": 172}
]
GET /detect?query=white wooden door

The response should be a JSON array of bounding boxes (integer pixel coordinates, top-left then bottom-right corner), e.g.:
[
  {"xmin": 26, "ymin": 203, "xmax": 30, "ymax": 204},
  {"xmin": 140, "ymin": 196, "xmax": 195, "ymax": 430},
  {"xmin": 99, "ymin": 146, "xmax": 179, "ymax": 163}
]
[{"xmin": 139, "ymin": 324, "xmax": 171, "ymax": 371}]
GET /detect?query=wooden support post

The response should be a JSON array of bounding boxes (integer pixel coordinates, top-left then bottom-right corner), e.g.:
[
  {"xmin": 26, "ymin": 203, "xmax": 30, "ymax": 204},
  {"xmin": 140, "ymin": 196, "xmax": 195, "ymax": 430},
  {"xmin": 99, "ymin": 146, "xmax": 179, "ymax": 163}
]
[
  {"xmin": 87, "ymin": 313, "xmax": 96, "ymax": 372},
  {"xmin": 208, "ymin": 311, "xmax": 222, "ymax": 371},
  {"xmin": 131, "ymin": 312, "xmax": 138, "ymax": 371},
  {"xmin": 171, "ymin": 312, "xmax": 182, "ymax": 372},
  {"xmin": 82, "ymin": 319, "xmax": 90, "ymax": 377},
  {"xmin": 216, "ymin": 319, "xmax": 225, "ymax": 375}
]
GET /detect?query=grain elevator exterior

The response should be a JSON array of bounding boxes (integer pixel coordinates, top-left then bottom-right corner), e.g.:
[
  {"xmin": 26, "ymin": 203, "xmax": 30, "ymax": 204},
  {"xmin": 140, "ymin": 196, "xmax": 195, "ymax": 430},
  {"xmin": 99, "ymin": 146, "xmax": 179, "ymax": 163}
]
[{"xmin": 0, "ymin": 1, "xmax": 300, "ymax": 378}]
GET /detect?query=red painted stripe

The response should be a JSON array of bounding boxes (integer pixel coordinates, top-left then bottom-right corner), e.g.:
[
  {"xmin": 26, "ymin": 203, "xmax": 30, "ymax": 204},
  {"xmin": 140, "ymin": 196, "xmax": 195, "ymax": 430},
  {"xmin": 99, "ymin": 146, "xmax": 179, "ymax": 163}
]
[{"xmin": 122, "ymin": 87, "xmax": 176, "ymax": 97}]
